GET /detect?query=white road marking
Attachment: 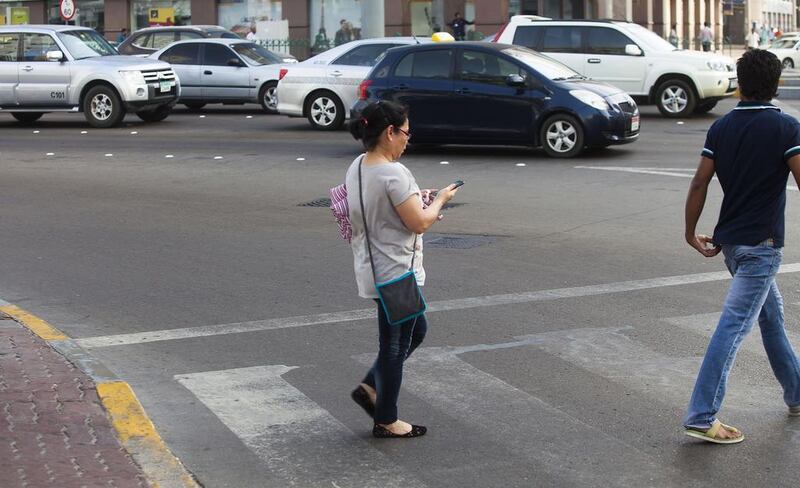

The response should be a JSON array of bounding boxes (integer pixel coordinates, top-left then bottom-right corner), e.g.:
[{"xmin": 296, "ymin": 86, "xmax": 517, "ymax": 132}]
[
  {"xmin": 214, "ymin": 156, "xmax": 223, "ymax": 160},
  {"xmin": 165, "ymin": 155, "xmax": 174, "ymax": 159},
  {"xmin": 45, "ymin": 153, "xmax": 54, "ymax": 156},
  {"xmin": 439, "ymin": 161, "xmax": 449, "ymax": 165},
  {"xmin": 575, "ymin": 165, "xmax": 800, "ymax": 191},
  {"xmin": 515, "ymin": 163, "xmax": 526, "ymax": 167},
  {"xmin": 74, "ymin": 264, "xmax": 800, "ymax": 348},
  {"xmin": 104, "ymin": 153, "xmax": 113, "ymax": 157},
  {"xmin": 354, "ymin": 343, "xmax": 687, "ymax": 486},
  {"xmin": 176, "ymin": 366, "xmax": 427, "ymax": 488},
  {"xmin": 665, "ymin": 312, "xmax": 800, "ymax": 358},
  {"xmin": 296, "ymin": 157, "xmax": 306, "ymax": 161},
  {"xmin": 32, "ymin": 130, "xmax": 40, "ymax": 134},
  {"xmin": 130, "ymin": 131, "xmax": 138, "ymax": 135}
]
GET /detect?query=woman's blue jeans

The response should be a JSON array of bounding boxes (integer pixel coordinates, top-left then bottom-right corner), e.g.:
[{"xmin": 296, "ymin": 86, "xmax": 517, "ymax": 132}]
[
  {"xmin": 362, "ymin": 300, "xmax": 427, "ymax": 424},
  {"xmin": 684, "ymin": 242, "xmax": 800, "ymax": 429}
]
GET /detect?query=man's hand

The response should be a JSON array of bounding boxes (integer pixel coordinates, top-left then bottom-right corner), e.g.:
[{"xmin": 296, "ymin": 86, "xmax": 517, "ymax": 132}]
[{"xmin": 686, "ymin": 233, "xmax": 721, "ymax": 257}]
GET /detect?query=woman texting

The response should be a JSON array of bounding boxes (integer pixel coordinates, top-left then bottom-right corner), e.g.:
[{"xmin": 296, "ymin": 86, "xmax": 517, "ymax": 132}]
[{"xmin": 346, "ymin": 101, "xmax": 459, "ymax": 438}]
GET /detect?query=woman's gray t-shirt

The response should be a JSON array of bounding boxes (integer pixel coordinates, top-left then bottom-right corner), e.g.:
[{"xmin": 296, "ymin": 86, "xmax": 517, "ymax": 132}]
[{"xmin": 346, "ymin": 155, "xmax": 425, "ymax": 299}]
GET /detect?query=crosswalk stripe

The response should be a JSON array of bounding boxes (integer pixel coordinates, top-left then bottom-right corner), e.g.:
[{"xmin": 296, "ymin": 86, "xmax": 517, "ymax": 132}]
[
  {"xmin": 74, "ymin": 264, "xmax": 800, "ymax": 349},
  {"xmin": 175, "ymin": 366, "xmax": 427, "ymax": 488},
  {"xmin": 354, "ymin": 342, "xmax": 683, "ymax": 487}
]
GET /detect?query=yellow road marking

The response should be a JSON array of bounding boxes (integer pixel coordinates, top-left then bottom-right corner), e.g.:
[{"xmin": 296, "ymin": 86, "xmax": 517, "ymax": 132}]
[{"xmin": 0, "ymin": 304, "xmax": 68, "ymax": 341}]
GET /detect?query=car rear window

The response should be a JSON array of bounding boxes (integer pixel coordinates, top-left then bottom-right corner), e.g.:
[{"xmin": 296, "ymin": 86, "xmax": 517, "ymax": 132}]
[
  {"xmin": 394, "ymin": 50, "xmax": 452, "ymax": 79},
  {"xmin": 541, "ymin": 26, "xmax": 582, "ymax": 53},
  {"xmin": 512, "ymin": 26, "xmax": 544, "ymax": 50}
]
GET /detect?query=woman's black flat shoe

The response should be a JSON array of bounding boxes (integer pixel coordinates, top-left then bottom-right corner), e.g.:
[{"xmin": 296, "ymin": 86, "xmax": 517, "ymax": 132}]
[
  {"xmin": 372, "ymin": 423, "xmax": 427, "ymax": 438},
  {"xmin": 351, "ymin": 386, "xmax": 375, "ymax": 418}
]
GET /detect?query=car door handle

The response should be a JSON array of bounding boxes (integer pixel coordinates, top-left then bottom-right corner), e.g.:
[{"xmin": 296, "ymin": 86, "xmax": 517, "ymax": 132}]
[
  {"xmin": 392, "ymin": 84, "xmax": 409, "ymax": 90},
  {"xmin": 330, "ymin": 71, "xmax": 342, "ymax": 77},
  {"xmin": 588, "ymin": 58, "xmax": 601, "ymax": 64},
  {"xmin": 456, "ymin": 87, "xmax": 472, "ymax": 95},
  {"xmin": 204, "ymin": 70, "xmax": 213, "ymax": 75},
  {"xmin": 21, "ymin": 66, "xmax": 33, "ymax": 72}
]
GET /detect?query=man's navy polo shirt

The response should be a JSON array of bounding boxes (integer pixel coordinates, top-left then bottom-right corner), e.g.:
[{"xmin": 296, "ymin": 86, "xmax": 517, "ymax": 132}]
[{"xmin": 701, "ymin": 101, "xmax": 800, "ymax": 247}]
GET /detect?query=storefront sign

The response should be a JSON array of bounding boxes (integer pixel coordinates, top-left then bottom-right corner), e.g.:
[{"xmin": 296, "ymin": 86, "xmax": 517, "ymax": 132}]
[
  {"xmin": 10, "ymin": 7, "xmax": 28, "ymax": 24},
  {"xmin": 60, "ymin": 0, "xmax": 76, "ymax": 21},
  {"xmin": 148, "ymin": 7, "xmax": 174, "ymax": 25}
]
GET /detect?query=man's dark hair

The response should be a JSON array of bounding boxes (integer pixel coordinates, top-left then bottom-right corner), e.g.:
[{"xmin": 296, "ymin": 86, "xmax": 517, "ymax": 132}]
[{"xmin": 737, "ymin": 49, "xmax": 781, "ymax": 101}]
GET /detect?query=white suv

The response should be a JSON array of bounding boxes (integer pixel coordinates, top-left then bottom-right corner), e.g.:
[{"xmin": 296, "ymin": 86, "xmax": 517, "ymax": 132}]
[{"xmin": 494, "ymin": 17, "xmax": 737, "ymax": 117}]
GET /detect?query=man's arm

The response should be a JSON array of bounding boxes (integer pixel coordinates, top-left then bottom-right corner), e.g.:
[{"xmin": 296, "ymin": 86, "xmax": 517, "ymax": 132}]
[
  {"xmin": 787, "ymin": 154, "xmax": 800, "ymax": 188},
  {"xmin": 685, "ymin": 156, "xmax": 721, "ymax": 257}
]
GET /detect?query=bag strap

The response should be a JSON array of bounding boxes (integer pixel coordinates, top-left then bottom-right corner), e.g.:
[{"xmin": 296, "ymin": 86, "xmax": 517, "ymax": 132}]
[{"xmin": 358, "ymin": 157, "xmax": 417, "ymax": 284}]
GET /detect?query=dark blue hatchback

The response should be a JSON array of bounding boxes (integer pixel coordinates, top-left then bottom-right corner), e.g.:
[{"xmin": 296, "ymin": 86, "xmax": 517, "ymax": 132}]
[{"xmin": 351, "ymin": 42, "xmax": 639, "ymax": 158}]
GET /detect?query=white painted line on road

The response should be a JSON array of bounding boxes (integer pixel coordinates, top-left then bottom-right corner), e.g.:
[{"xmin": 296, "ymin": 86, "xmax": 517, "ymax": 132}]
[
  {"xmin": 165, "ymin": 155, "xmax": 174, "ymax": 159},
  {"xmin": 104, "ymin": 153, "xmax": 113, "ymax": 157},
  {"xmin": 575, "ymin": 166, "xmax": 800, "ymax": 191},
  {"xmin": 46, "ymin": 153, "xmax": 54, "ymax": 156},
  {"xmin": 32, "ymin": 130, "xmax": 39, "ymax": 134},
  {"xmin": 440, "ymin": 161, "xmax": 450, "ymax": 165},
  {"xmin": 74, "ymin": 264, "xmax": 800, "ymax": 349},
  {"xmin": 677, "ymin": 121, "xmax": 685, "ymax": 125},
  {"xmin": 296, "ymin": 157, "xmax": 305, "ymax": 161},
  {"xmin": 516, "ymin": 163, "xmax": 526, "ymax": 167},
  {"xmin": 214, "ymin": 156, "xmax": 223, "ymax": 160},
  {"xmin": 130, "ymin": 131, "xmax": 138, "ymax": 135},
  {"xmin": 80, "ymin": 131, "xmax": 88, "ymax": 134},
  {"xmin": 199, "ymin": 115, "xmax": 206, "ymax": 118},
  {"xmin": 246, "ymin": 115, "xmax": 253, "ymax": 119},
  {"xmin": 176, "ymin": 366, "xmax": 427, "ymax": 488},
  {"xmin": 355, "ymin": 343, "xmax": 684, "ymax": 485}
]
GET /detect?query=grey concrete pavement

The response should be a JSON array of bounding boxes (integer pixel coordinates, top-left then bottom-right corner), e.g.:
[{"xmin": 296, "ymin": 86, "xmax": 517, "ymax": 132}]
[{"xmin": 2, "ymin": 101, "xmax": 800, "ymax": 487}]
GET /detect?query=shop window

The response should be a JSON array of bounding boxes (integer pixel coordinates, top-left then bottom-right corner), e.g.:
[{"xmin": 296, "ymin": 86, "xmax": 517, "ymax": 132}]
[{"xmin": 218, "ymin": 0, "xmax": 281, "ymax": 38}]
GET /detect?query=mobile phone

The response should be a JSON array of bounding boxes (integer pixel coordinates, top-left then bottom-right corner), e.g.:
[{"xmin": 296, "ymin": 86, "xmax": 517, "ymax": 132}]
[{"xmin": 452, "ymin": 180, "xmax": 465, "ymax": 188}]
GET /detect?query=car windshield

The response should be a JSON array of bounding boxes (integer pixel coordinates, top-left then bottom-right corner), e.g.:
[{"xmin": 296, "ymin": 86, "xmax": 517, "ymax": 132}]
[
  {"xmin": 621, "ymin": 23, "xmax": 676, "ymax": 52},
  {"xmin": 58, "ymin": 30, "xmax": 117, "ymax": 59},
  {"xmin": 502, "ymin": 46, "xmax": 580, "ymax": 80},
  {"xmin": 232, "ymin": 43, "xmax": 282, "ymax": 65}
]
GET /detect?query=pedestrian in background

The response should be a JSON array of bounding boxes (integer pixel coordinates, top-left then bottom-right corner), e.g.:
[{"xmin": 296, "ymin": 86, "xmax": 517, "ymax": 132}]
[
  {"xmin": 700, "ymin": 22, "xmax": 713, "ymax": 52},
  {"xmin": 447, "ymin": 11, "xmax": 474, "ymax": 41},
  {"xmin": 668, "ymin": 24, "xmax": 679, "ymax": 48},
  {"xmin": 746, "ymin": 28, "xmax": 759, "ymax": 50},
  {"xmin": 683, "ymin": 49, "xmax": 800, "ymax": 444},
  {"xmin": 116, "ymin": 27, "xmax": 128, "ymax": 44},
  {"xmin": 346, "ymin": 101, "xmax": 459, "ymax": 438}
]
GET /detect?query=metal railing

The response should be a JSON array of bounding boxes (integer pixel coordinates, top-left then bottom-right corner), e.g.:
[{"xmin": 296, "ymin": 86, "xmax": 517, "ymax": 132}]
[{"xmin": 257, "ymin": 38, "xmax": 312, "ymax": 60}]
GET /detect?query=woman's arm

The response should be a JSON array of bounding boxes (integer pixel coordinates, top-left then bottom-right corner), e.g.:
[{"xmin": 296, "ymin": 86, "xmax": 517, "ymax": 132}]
[{"xmin": 395, "ymin": 184, "xmax": 459, "ymax": 234}]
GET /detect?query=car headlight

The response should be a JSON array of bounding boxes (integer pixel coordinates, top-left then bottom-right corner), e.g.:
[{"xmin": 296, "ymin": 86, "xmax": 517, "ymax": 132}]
[
  {"xmin": 706, "ymin": 60, "xmax": 727, "ymax": 71},
  {"xmin": 119, "ymin": 70, "xmax": 146, "ymax": 85},
  {"xmin": 570, "ymin": 90, "xmax": 609, "ymax": 111}
]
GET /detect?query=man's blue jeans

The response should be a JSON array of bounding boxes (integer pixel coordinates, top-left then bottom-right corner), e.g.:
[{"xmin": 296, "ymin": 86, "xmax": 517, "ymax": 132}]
[{"xmin": 684, "ymin": 242, "xmax": 800, "ymax": 429}]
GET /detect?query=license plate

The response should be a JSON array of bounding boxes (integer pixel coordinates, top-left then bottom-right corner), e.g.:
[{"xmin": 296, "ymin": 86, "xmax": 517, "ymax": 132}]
[
  {"xmin": 729, "ymin": 78, "xmax": 738, "ymax": 90},
  {"xmin": 159, "ymin": 81, "xmax": 172, "ymax": 92},
  {"xmin": 630, "ymin": 114, "xmax": 640, "ymax": 132}
]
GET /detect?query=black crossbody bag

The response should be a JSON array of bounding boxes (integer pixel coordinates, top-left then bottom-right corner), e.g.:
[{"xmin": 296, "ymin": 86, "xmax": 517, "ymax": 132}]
[{"xmin": 358, "ymin": 159, "xmax": 427, "ymax": 325}]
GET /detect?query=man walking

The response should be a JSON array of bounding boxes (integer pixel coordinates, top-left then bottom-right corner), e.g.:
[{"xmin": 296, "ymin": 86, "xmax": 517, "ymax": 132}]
[
  {"xmin": 683, "ymin": 49, "xmax": 800, "ymax": 444},
  {"xmin": 700, "ymin": 22, "xmax": 713, "ymax": 51}
]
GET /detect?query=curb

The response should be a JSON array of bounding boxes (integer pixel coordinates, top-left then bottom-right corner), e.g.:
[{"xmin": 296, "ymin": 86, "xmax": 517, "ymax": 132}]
[{"xmin": 0, "ymin": 300, "xmax": 201, "ymax": 488}]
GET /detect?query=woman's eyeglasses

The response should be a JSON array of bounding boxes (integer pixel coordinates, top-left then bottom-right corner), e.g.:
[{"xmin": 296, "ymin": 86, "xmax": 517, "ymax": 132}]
[{"xmin": 393, "ymin": 126, "xmax": 411, "ymax": 139}]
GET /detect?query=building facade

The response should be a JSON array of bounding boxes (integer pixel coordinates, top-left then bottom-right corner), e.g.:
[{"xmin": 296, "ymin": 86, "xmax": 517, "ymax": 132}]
[{"xmin": 1, "ymin": 0, "xmax": 793, "ymax": 57}]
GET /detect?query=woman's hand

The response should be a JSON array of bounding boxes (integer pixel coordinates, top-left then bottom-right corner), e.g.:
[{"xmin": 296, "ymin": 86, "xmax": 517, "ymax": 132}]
[{"xmin": 434, "ymin": 184, "xmax": 459, "ymax": 205}]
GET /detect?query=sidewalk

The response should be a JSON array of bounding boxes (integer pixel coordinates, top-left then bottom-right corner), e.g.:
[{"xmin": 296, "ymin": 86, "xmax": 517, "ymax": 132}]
[{"xmin": 0, "ymin": 312, "xmax": 148, "ymax": 487}]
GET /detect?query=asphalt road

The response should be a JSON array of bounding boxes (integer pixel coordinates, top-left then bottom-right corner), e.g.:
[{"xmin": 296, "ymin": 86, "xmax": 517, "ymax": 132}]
[{"xmin": 2, "ymin": 99, "xmax": 800, "ymax": 487}]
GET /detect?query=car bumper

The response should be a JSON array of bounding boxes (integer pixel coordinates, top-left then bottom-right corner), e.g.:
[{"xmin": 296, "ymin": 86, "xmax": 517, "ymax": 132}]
[
  {"xmin": 695, "ymin": 71, "xmax": 738, "ymax": 98},
  {"xmin": 124, "ymin": 83, "xmax": 180, "ymax": 111},
  {"xmin": 583, "ymin": 109, "xmax": 640, "ymax": 147}
]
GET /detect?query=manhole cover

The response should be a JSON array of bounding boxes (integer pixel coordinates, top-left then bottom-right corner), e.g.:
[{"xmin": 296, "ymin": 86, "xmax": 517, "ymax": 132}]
[
  {"xmin": 423, "ymin": 233, "xmax": 496, "ymax": 249},
  {"xmin": 298, "ymin": 198, "xmax": 331, "ymax": 208}
]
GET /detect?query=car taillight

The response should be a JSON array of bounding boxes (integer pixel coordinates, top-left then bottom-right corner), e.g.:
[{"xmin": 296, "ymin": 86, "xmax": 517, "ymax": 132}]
[
  {"xmin": 279, "ymin": 68, "xmax": 288, "ymax": 80},
  {"xmin": 358, "ymin": 79, "xmax": 373, "ymax": 100},
  {"xmin": 492, "ymin": 23, "xmax": 508, "ymax": 42}
]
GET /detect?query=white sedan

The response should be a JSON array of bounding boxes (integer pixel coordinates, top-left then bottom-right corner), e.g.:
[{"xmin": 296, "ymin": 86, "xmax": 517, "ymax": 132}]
[
  {"xmin": 768, "ymin": 38, "xmax": 800, "ymax": 69},
  {"xmin": 276, "ymin": 38, "xmax": 428, "ymax": 130}
]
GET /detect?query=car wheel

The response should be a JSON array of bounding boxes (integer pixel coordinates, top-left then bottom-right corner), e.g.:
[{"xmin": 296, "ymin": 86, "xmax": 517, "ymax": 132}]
[
  {"xmin": 11, "ymin": 112, "xmax": 43, "ymax": 124},
  {"xmin": 655, "ymin": 79, "xmax": 696, "ymax": 118},
  {"xmin": 306, "ymin": 91, "xmax": 344, "ymax": 130},
  {"xmin": 540, "ymin": 114, "xmax": 585, "ymax": 158},
  {"xmin": 694, "ymin": 100, "xmax": 718, "ymax": 114},
  {"xmin": 83, "ymin": 85, "xmax": 125, "ymax": 128},
  {"xmin": 136, "ymin": 105, "xmax": 172, "ymax": 123},
  {"xmin": 259, "ymin": 81, "xmax": 279, "ymax": 114},
  {"xmin": 183, "ymin": 102, "xmax": 206, "ymax": 110},
  {"xmin": 783, "ymin": 58, "xmax": 795, "ymax": 69}
]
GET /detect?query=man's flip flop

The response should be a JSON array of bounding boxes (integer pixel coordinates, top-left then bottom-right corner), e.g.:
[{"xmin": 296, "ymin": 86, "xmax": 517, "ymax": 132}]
[{"xmin": 685, "ymin": 419, "xmax": 744, "ymax": 444}]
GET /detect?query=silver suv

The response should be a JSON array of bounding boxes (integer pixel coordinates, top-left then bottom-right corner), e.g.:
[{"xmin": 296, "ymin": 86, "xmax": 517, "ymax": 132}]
[{"xmin": 0, "ymin": 25, "xmax": 180, "ymax": 127}]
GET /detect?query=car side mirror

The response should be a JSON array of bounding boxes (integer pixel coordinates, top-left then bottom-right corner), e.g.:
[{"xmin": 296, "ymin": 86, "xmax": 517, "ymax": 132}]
[
  {"xmin": 506, "ymin": 73, "xmax": 527, "ymax": 87},
  {"xmin": 46, "ymin": 50, "xmax": 64, "ymax": 62},
  {"xmin": 625, "ymin": 44, "xmax": 643, "ymax": 56},
  {"xmin": 228, "ymin": 58, "xmax": 244, "ymax": 67}
]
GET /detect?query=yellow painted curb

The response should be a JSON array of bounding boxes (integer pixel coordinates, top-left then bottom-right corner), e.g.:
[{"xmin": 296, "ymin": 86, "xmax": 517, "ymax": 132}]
[
  {"xmin": 98, "ymin": 382, "xmax": 200, "ymax": 488},
  {"xmin": 1, "ymin": 303, "xmax": 200, "ymax": 488},
  {"xmin": 0, "ymin": 304, "xmax": 68, "ymax": 341}
]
